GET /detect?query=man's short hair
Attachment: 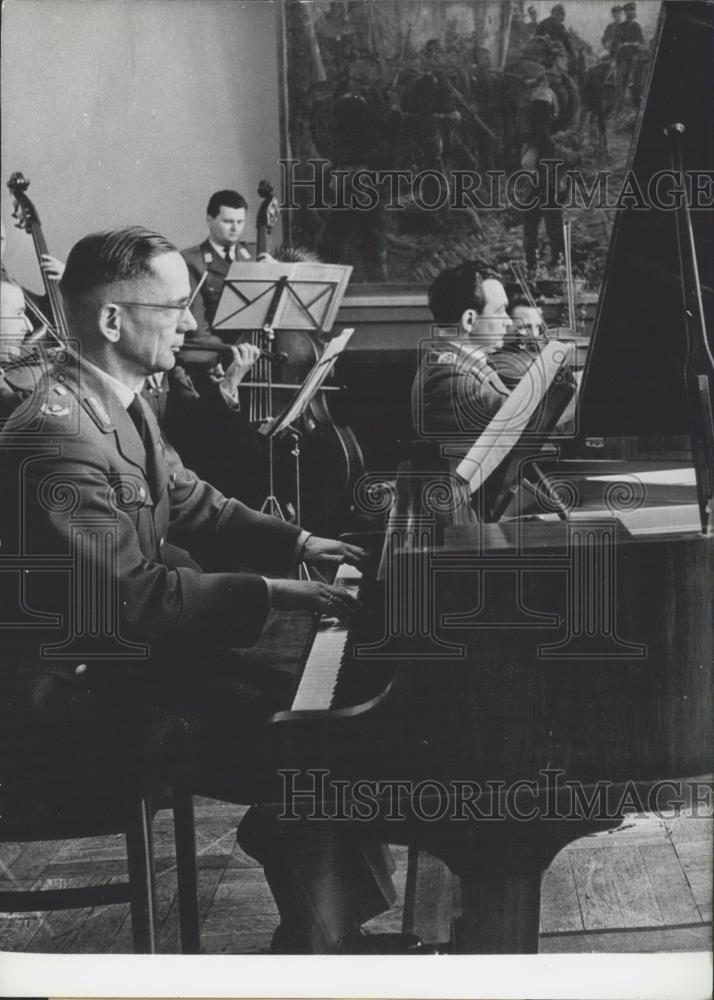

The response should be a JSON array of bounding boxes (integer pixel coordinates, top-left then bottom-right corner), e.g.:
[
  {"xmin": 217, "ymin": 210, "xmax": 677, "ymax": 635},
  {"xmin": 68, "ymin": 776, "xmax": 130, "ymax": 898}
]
[
  {"xmin": 206, "ymin": 190, "xmax": 248, "ymax": 217},
  {"xmin": 60, "ymin": 226, "xmax": 177, "ymax": 298},
  {"xmin": 612, "ymin": 5, "xmax": 623, "ymax": 12},
  {"xmin": 552, "ymin": 3, "xmax": 565, "ymax": 16},
  {"xmin": 623, "ymin": 1, "xmax": 636, "ymax": 9},
  {"xmin": 428, "ymin": 259, "xmax": 500, "ymax": 323}
]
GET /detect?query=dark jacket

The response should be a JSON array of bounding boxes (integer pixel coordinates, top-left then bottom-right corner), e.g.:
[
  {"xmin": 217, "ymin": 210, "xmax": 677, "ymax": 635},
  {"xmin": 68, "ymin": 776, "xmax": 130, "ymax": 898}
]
[
  {"xmin": 411, "ymin": 341, "xmax": 510, "ymax": 440},
  {"xmin": 181, "ymin": 239, "xmax": 252, "ymax": 338},
  {"xmin": 0, "ymin": 350, "xmax": 300, "ymax": 661}
]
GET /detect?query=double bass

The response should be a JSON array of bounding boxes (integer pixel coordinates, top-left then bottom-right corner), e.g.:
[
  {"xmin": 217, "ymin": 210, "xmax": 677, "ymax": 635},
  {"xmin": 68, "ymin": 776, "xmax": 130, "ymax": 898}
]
[
  {"xmin": 7, "ymin": 172, "xmax": 68, "ymax": 345},
  {"xmin": 2, "ymin": 173, "xmax": 66, "ymax": 407}
]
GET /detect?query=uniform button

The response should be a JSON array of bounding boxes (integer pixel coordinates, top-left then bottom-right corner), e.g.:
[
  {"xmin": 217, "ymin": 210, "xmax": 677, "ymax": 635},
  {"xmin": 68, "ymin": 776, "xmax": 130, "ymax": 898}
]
[{"xmin": 74, "ymin": 663, "xmax": 88, "ymax": 675}]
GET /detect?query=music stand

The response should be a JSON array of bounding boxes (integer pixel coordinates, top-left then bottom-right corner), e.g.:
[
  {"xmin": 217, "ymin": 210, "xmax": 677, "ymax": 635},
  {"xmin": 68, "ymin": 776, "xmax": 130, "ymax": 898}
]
[
  {"xmin": 212, "ymin": 261, "xmax": 352, "ymax": 338},
  {"xmin": 266, "ymin": 328, "xmax": 356, "ymax": 577},
  {"xmin": 211, "ymin": 262, "xmax": 353, "ymax": 525}
]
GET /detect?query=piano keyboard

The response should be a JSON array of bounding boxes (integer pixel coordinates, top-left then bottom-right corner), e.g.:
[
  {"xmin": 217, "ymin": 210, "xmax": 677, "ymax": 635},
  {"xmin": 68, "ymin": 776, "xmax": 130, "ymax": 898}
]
[{"xmin": 289, "ymin": 562, "xmax": 363, "ymax": 712}]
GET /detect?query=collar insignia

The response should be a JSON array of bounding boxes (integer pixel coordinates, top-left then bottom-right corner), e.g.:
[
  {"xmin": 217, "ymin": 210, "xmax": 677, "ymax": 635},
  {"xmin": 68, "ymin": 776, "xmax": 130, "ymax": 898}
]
[{"xmin": 85, "ymin": 395, "xmax": 112, "ymax": 428}]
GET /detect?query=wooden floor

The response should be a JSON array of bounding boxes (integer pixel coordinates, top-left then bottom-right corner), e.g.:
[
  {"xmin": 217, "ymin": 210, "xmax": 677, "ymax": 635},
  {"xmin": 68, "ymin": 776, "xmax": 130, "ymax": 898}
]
[{"xmin": 0, "ymin": 799, "xmax": 710, "ymax": 954}]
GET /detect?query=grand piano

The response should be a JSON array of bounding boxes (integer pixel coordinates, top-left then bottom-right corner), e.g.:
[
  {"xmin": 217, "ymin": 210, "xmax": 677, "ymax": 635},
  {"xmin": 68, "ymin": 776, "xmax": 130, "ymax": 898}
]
[{"xmin": 261, "ymin": 0, "xmax": 713, "ymax": 953}]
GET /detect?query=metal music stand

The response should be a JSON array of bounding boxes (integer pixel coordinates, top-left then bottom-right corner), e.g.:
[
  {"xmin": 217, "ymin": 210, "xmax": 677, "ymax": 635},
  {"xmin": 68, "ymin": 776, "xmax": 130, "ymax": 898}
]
[
  {"xmin": 211, "ymin": 262, "xmax": 353, "ymax": 524},
  {"xmin": 264, "ymin": 328, "xmax": 356, "ymax": 578}
]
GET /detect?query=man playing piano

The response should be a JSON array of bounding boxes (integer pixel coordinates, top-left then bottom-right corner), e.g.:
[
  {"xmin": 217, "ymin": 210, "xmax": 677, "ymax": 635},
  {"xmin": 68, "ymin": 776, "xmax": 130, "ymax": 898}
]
[{"xmin": 0, "ymin": 226, "xmax": 404, "ymax": 954}]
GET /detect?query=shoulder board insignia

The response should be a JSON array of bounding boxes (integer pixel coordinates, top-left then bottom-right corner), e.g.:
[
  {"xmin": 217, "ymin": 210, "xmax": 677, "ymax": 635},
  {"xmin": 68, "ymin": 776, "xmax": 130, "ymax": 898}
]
[
  {"xmin": 85, "ymin": 395, "xmax": 112, "ymax": 428},
  {"xmin": 203, "ymin": 251, "xmax": 213, "ymax": 264},
  {"xmin": 40, "ymin": 402, "xmax": 71, "ymax": 417}
]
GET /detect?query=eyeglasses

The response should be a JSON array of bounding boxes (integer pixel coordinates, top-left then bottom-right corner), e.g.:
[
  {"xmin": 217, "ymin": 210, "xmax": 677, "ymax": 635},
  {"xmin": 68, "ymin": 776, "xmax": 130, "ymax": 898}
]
[
  {"xmin": 113, "ymin": 299, "xmax": 192, "ymax": 313},
  {"xmin": 110, "ymin": 272, "xmax": 206, "ymax": 315}
]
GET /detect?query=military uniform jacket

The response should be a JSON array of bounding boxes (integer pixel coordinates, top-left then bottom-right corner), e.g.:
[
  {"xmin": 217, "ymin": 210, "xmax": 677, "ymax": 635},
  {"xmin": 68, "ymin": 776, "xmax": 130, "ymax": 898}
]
[
  {"xmin": 411, "ymin": 341, "xmax": 510, "ymax": 440},
  {"xmin": 0, "ymin": 364, "xmax": 37, "ymax": 419},
  {"xmin": 181, "ymin": 239, "xmax": 252, "ymax": 338},
  {"xmin": 0, "ymin": 351, "xmax": 301, "ymax": 656}
]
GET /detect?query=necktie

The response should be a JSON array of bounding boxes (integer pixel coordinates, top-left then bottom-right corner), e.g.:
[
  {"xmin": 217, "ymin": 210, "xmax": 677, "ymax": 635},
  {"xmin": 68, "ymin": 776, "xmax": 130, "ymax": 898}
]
[
  {"xmin": 223, "ymin": 247, "xmax": 232, "ymax": 266},
  {"xmin": 127, "ymin": 395, "xmax": 160, "ymax": 503}
]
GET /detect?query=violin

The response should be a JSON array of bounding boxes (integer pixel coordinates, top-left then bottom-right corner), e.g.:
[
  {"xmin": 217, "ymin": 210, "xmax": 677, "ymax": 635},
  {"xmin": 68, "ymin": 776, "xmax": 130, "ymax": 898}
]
[{"xmin": 7, "ymin": 172, "xmax": 68, "ymax": 345}]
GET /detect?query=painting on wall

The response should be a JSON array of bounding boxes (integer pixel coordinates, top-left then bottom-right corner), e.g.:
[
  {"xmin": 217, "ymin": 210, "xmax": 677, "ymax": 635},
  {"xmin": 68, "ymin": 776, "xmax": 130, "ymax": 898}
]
[{"xmin": 282, "ymin": 0, "xmax": 662, "ymax": 292}]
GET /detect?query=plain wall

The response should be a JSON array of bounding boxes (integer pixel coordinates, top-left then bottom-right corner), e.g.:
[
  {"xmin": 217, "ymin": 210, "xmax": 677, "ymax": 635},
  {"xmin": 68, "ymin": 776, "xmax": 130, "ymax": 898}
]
[{"xmin": 1, "ymin": 0, "xmax": 283, "ymax": 291}]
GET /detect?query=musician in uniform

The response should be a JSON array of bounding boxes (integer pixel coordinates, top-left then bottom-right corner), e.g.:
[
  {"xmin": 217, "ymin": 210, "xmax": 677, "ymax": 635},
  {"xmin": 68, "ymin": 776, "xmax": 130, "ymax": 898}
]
[
  {"xmin": 181, "ymin": 189, "xmax": 263, "ymax": 339},
  {"xmin": 411, "ymin": 259, "xmax": 512, "ymax": 439},
  {"xmin": 0, "ymin": 226, "xmax": 400, "ymax": 954},
  {"xmin": 0, "ymin": 279, "xmax": 36, "ymax": 417},
  {"xmin": 0, "ymin": 217, "xmax": 65, "ymax": 334},
  {"xmin": 159, "ymin": 340, "xmax": 271, "ymax": 509},
  {"xmin": 412, "ymin": 264, "xmax": 576, "ymax": 443},
  {"xmin": 508, "ymin": 300, "xmax": 546, "ymax": 345}
]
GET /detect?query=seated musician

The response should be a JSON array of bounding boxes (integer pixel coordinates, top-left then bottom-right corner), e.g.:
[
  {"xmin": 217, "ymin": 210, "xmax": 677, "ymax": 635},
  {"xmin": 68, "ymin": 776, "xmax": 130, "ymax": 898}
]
[
  {"xmin": 411, "ymin": 259, "xmax": 512, "ymax": 439},
  {"xmin": 181, "ymin": 189, "xmax": 273, "ymax": 339},
  {"xmin": 0, "ymin": 277, "xmax": 50, "ymax": 420},
  {"xmin": 159, "ymin": 244, "xmax": 324, "ymax": 508},
  {"xmin": 413, "ymin": 265, "xmax": 576, "ymax": 438},
  {"xmin": 509, "ymin": 300, "xmax": 545, "ymax": 344},
  {"xmin": 1, "ymin": 217, "xmax": 65, "ymax": 334},
  {"xmin": 143, "ymin": 339, "xmax": 271, "ymax": 508},
  {"xmin": 0, "ymin": 226, "xmax": 406, "ymax": 954}
]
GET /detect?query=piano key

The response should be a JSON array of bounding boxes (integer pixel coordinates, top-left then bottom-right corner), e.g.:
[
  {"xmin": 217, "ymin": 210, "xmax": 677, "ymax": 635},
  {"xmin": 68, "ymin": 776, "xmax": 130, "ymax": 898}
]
[{"xmin": 290, "ymin": 562, "xmax": 363, "ymax": 711}]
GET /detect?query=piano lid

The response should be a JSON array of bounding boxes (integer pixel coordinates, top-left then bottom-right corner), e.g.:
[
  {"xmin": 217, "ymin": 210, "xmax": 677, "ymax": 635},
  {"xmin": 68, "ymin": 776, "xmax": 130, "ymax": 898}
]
[{"xmin": 579, "ymin": 0, "xmax": 714, "ymax": 439}]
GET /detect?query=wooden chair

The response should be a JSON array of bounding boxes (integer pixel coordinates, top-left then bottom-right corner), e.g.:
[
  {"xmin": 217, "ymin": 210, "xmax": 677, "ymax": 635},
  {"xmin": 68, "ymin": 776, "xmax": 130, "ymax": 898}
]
[
  {"xmin": 0, "ymin": 785, "xmax": 200, "ymax": 953},
  {"xmin": 0, "ymin": 689, "xmax": 201, "ymax": 957},
  {"xmin": 0, "ymin": 783, "xmax": 201, "ymax": 954}
]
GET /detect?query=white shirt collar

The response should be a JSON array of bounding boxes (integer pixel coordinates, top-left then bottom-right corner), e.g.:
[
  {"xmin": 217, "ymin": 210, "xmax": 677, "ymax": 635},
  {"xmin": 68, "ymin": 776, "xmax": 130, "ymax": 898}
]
[
  {"xmin": 76, "ymin": 351, "xmax": 143, "ymax": 409},
  {"xmin": 208, "ymin": 239, "xmax": 234, "ymax": 262}
]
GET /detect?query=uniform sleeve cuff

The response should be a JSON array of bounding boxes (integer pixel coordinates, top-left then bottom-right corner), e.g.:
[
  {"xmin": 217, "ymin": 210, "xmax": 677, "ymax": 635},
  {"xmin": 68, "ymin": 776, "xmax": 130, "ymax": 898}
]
[
  {"xmin": 295, "ymin": 530, "xmax": 312, "ymax": 560},
  {"xmin": 220, "ymin": 383, "xmax": 241, "ymax": 409}
]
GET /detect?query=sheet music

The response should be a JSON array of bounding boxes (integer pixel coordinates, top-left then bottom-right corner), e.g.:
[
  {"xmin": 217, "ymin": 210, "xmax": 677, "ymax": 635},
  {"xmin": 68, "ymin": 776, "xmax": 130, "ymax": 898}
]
[
  {"xmin": 212, "ymin": 261, "xmax": 353, "ymax": 333},
  {"xmin": 456, "ymin": 341, "xmax": 573, "ymax": 493},
  {"xmin": 267, "ymin": 327, "xmax": 356, "ymax": 436}
]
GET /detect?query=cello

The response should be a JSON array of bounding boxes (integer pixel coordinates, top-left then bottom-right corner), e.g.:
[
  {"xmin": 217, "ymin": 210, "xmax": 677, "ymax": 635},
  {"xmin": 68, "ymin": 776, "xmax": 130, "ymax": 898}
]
[{"xmin": 246, "ymin": 179, "xmax": 366, "ymax": 533}]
